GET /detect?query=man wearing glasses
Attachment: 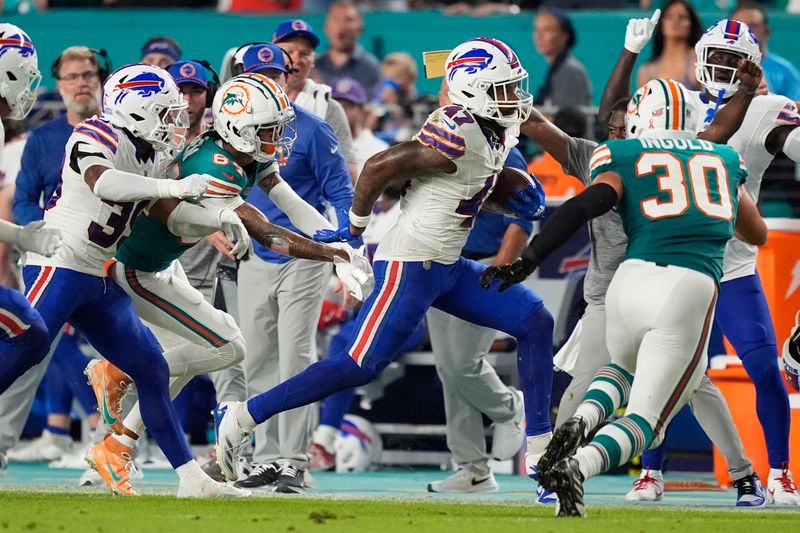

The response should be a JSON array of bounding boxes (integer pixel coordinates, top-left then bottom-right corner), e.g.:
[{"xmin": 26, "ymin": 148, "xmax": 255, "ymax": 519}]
[{"xmin": 2, "ymin": 46, "xmax": 105, "ymax": 469}]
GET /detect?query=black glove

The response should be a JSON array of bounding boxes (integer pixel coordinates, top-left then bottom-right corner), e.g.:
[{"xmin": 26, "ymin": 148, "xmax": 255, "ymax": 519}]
[{"xmin": 479, "ymin": 245, "xmax": 542, "ymax": 292}]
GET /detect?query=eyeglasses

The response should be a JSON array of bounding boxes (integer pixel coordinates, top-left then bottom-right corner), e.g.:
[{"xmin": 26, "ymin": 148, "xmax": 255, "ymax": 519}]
[{"xmin": 58, "ymin": 71, "xmax": 99, "ymax": 83}]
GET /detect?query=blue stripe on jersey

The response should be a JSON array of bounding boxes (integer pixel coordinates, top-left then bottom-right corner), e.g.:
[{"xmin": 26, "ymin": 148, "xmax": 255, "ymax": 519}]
[
  {"xmin": 75, "ymin": 128, "xmax": 118, "ymax": 154},
  {"xmin": 778, "ymin": 112, "xmax": 800, "ymax": 125},
  {"xmin": 423, "ymin": 122, "xmax": 465, "ymax": 146},
  {"xmin": 84, "ymin": 119, "xmax": 117, "ymax": 140},
  {"xmin": 418, "ymin": 132, "xmax": 464, "ymax": 157}
]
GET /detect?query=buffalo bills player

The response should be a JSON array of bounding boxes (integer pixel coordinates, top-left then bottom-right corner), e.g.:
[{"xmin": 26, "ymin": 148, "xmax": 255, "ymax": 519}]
[{"xmin": 216, "ymin": 38, "xmax": 555, "ymax": 481}]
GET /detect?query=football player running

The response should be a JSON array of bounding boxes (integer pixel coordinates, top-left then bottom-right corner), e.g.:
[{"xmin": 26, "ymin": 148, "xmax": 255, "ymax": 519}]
[
  {"xmin": 599, "ymin": 18, "xmax": 800, "ymax": 505},
  {"xmin": 0, "ymin": 24, "xmax": 62, "ymax": 408},
  {"xmin": 18, "ymin": 63, "xmax": 250, "ymax": 498},
  {"xmin": 484, "ymin": 78, "xmax": 766, "ymax": 517},
  {"xmin": 215, "ymin": 38, "xmax": 556, "ymax": 481},
  {"xmin": 84, "ymin": 72, "xmax": 372, "ymax": 495}
]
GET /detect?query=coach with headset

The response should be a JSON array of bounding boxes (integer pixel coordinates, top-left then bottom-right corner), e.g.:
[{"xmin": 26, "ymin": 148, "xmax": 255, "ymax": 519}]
[{"xmin": 1, "ymin": 46, "xmax": 110, "ymax": 465}]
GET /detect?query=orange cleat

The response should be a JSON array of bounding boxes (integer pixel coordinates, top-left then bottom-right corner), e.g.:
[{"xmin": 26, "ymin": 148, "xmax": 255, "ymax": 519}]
[
  {"xmin": 85, "ymin": 359, "xmax": 133, "ymax": 427},
  {"xmin": 85, "ymin": 437, "xmax": 137, "ymax": 496}
]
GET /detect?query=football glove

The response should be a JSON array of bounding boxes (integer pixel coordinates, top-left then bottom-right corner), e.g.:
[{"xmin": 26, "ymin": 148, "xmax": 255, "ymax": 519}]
[
  {"xmin": 163, "ymin": 173, "xmax": 213, "ymax": 200},
  {"xmin": 18, "ymin": 221, "xmax": 61, "ymax": 257},
  {"xmin": 503, "ymin": 178, "xmax": 546, "ymax": 221},
  {"xmin": 480, "ymin": 245, "xmax": 541, "ymax": 292},
  {"xmin": 624, "ymin": 9, "xmax": 661, "ymax": 54},
  {"xmin": 218, "ymin": 209, "xmax": 251, "ymax": 260},
  {"xmin": 333, "ymin": 245, "xmax": 374, "ymax": 301},
  {"xmin": 314, "ymin": 209, "xmax": 364, "ymax": 246}
]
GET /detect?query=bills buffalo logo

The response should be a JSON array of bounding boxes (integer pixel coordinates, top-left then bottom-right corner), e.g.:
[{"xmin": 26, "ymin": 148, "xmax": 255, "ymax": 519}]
[
  {"xmin": 0, "ymin": 30, "xmax": 35, "ymax": 59},
  {"xmin": 257, "ymin": 47, "xmax": 274, "ymax": 63},
  {"xmin": 447, "ymin": 49, "xmax": 493, "ymax": 81},
  {"xmin": 114, "ymin": 72, "xmax": 165, "ymax": 104},
  {"xmin": 221, "ymin": 84, "xmax": 249, "ymax": 115},
  {"xmin": 179, "ymin": 62, "xmax": 196, "ymax": 78}
]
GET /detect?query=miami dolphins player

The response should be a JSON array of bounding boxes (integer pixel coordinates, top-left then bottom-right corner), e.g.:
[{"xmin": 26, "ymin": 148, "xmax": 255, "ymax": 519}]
[
  {"xmin": 0, "ymin": 23, "xmax": 62, "ymax": 403},
  {"xmin": 215, "ymin": 37, "xmax": 557, "ymax": 482},
  {"xmin": 84, "ymin": 72, "xmax": 372, "ymax": 495},
  {"xmin": 601, "ymin": 18, "xmax": 800, "ymax": 504},
  {"xmin": 483, "ymin": 78, "xmax": 767, "ymax": 517},
  {"xmin": 19, "ymin": 63, "xmax": 253, "ymax": 498}
]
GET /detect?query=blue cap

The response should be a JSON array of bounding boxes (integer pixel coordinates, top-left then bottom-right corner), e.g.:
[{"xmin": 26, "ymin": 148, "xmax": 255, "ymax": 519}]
[
  {"xmin": 167, "ymin": 60, "xmax": 209, "ymax": 89},
  {"xmin": 272, "ymin": 19, "xmax": 320, "ymax": 49},
  {"xmin": 331, "ymin": 77, "xmax": 367, "ymax": 105},
  {"xmin": 141, "ymin": 39, "xmax": 181, "ymax": 62},
  {"xmin": 241, "ymin": 43, "xmax": 288, "ymax": 74}
]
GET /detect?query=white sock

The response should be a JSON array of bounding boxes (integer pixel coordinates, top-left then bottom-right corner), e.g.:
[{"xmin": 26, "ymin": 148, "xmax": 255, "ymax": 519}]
[
  {"xmin": 236, "ymin": 402, "xmax": 256, "ymax": 429},
  {"xmin": 575, "ymin": 445, "xmax": 605, "ymax": 481},
  {"xmin": 175, "ymin": 459, "xmax": 205, "ymax": 481},
  {"xmin": 769, "ymin": 467, "xmax": 788, "ymax": 479},
  {"xmin": 112, "ymin": 433, "xmax": 137, "ymax": 449},
  {"xmin": 572, "ymin": 408, "xmax": 599, "ymax": 438},
  {"xmin": 312, "ymin": 425, "xmax": 339, "ymax": 452},
  {"xmin": 526, "ymin": 432, "xmax": 553, "ymax": 463}
]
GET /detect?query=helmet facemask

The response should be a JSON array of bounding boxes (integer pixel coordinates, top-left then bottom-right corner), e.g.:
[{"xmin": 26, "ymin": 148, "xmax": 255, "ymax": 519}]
[
  {"xmin": 482, "ymin": 72, "xmax": 532, "ymax": 127},
  {"xmin": 253, "ymin": 114, "xmax": 296, "ymax": 164},
  {"xmin": 696, "ymin": 47, "xmax": 748, "ymax": 99},
  {"xmin": 2, "ymin": 58, "xmax": 41, "ymax": 120},
  {"xmin": 144, "ymin": 100, "xmax": 189, "ymax": 152}
]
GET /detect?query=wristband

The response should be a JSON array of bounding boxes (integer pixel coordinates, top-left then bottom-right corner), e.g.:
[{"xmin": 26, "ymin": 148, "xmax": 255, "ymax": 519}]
[{"xmin": 348, "ymin": 208, "xmax": 372, "ymax": 228}]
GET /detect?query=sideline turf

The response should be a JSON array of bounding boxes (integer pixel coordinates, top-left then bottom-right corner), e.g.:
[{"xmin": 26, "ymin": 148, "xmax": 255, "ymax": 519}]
[{"xmin": 0, "ymin": 492, "xmax": 796, "ymax": 532}]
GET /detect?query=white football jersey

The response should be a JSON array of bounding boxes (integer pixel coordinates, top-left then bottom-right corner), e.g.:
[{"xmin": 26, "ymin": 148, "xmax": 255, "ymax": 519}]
[
  {"xmin": 25, "ymin": 116, "xmax": 171, "ymax": 276},
  {"xmin": 374, "ymin": 105, "xmax": 516, "ymax": 264},
  {"xmin": 690, "ymin": 92, "xmax": 800, "ymax": 281}
]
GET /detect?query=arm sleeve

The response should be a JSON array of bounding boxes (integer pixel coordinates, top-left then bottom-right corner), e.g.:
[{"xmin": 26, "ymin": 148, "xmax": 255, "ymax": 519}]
[
  {"xmin": 166, "ymin": 200, "xmax": 231, "ymax": 239},
  {"xmin": 91, "ymin": 168, "xmax": 175, "ymax": 202},
  {"xmin": 325, "ymin": 99, "xmax": 357, "ymax": 164},
  {"xmin": 308, "ymin": 121, "xmax": 355, "ymax": 213},
  {"xmin": 12, "ymin": 133, "xmax": 45, "ymax": 224},
  {"xmin": 563, "ymin": 137, "xmax": 599, "ymax": 186},
  {"xmin": 268, "ymin": 179, "xmax": 334, "ymax": 236}
]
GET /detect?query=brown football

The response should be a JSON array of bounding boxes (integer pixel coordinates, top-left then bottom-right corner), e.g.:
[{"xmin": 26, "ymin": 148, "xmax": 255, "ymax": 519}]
[{"xmin": 483, "ymin": 166, "xmax": 535, "ymax": 216}]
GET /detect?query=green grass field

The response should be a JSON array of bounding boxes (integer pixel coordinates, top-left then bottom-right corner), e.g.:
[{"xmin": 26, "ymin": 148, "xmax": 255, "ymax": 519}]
[{"xmin": 0, "ymin": 493, "xmax": 797, "ymax": 532}]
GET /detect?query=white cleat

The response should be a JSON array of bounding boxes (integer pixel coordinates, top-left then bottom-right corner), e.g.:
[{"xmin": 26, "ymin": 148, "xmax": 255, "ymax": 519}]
[
  {"xmin": 78, "ymin": 468, "xmax": 103, "ymax": 487},
  {"xmin": 427, "ymin": 468, "xmax": 499, "ymax": 493},
  {"xmin": 625, "ymin": 469, "xmax": 664, "ymax": 501},
  {"xmin": 766, "ymin": 467, "xmax": 800, "ymax": 505},
  {"xmin": 7, "ymin": 430, "xmax": 72, "ymax": 462},
  {"xmin": 177, "ymin": 473, "xmax": 252, "ymax": 498},
  {"xmin": 215, "ymin": 401, "xmax": 254, "ymax": 481},
  {"xmin": 490, "ymin": 388, "xmax": 525, "ymax": 461}
]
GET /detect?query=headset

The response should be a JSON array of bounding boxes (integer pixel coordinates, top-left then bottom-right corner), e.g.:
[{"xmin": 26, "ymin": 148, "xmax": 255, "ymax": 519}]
[
  {"xmin": 51, "ymin": 47, "xmax": 112, "ymax": 84},
  {"xmin": 190, "ymin": 59, "xmax": 220, "ymax": 108},
  {"xmin": 230, "ymin": 41, "xmax": 298, "ymax": 77}
]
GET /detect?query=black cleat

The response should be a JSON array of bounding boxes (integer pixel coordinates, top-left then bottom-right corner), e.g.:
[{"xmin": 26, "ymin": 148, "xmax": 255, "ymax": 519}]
[
  {"xmin": 541, "ymin": 457, "xmax": 586, "ymax": 517},
  {"xmin": 274, "ymin": 461, "xmax": 306, "ymax": 494},
  {"xmin": 537, "ymin": 417, "xmax": 586, "ymax": 475},
  {"xmin": 233, "ymin": 461, "xmax": 280, "ymax": 490}
]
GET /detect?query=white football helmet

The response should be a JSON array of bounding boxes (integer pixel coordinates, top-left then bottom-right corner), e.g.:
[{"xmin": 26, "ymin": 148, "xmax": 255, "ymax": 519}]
[
  {"xmin": 102, "ymin": 63, "xmax": 188, "ymax": 152},
  {"xmin": 334, "ymin": 415, "xmax": 383, "ymax": 473},
  {"xmin": 625, "ymin": 78, "xmax": 699, "ymax": 140},
  {"xmin": 782, "ymin": 312, "xmax": 800, "ymax": 392},
  {"xmin": 695, "ymin": 19, "xmax": 762, "ymax": 99},
  {"xmin": 213, "ymin": 73, "xmax": 296, "ymax": 164},
  {"xmin": 446, "ymin": 38, "xmax": 531, "ymax": 127},
  {"xmin": 0, "ymin": 23, "xmax": 41, "ymax": 120}
]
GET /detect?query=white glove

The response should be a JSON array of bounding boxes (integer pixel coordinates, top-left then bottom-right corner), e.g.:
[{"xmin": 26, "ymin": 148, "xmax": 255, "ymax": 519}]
[
  {"xmin": 163, "ymin": 173, "xmax": 213, "ymax": 199},
  {"xmin": 18, "ymin": 221, "xmax": 61, "ymax": 257},
  {"xmin": 218, "ymin": 209, "xmax": 251, "ymax": 260},
  {"xmin": 333, "ymin": 245, "xmax": 374, "ymax": 302},
  {"xmin": 624, "ymin": 9, "xmax": 661, "ymax": 54}
]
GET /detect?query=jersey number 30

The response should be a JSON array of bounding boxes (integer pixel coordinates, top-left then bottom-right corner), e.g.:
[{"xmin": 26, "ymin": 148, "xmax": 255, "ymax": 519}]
[{"xmin": 636, "ymin": 152, "xmax": 733, "ymax": 221}]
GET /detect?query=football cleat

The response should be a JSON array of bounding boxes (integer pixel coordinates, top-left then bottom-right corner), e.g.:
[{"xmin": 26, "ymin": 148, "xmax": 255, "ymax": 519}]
[
  {"xmin": 307, "ymin": 443, "xmax": 336, "ymax": 471},
  {"xmin": 766, "ymin": 467, "xmax": 800, "ymax": 505},
  {"xmin": 233, "ymin": 462, "xmax": 280, "ymax": 490},
  {"xmin": 7, "ymin": 430, "xmax": 72, "ymax": 462},
  {"xmin": 215, "ymin": 401, "xmax": 254, "ymax": 481},
  {"xmin": 274, "ymin": 460, "xmax": 306, "ymax": 494},
  {"xmin": 733, "ymin": 473, "xmax": 766, "ymax": 508},
  {"xmin": 537, "ymin": 417, "xmax": 586, "ymax": 475},
  {"xmin": 625, "ymin": 469, "xmax": 664, "ymax": 501},
  {"xmin": 526, "ymin": 459, "xmax": 558, "ymax": 504},
  {"xmin": 427, "ymin": 468, "xmax": 499, "ymax": 494},
  {"xmin": 540, "ymin": 457, "xmax": 586, "ymax": 518},
  {"xmin": 85, "ymin": 437, "xmax": 137, "ymax": 496},
  {"xmin": 490, "ymin": 388, "xmax": 525, "ymax": 461},
  {"xmin": 78, "ymin": 468, "xmax": 103, "ymax": 487},
  {"xmin": 177, "ymin": 474, "xmax": 251, "ymax": 498},
  {"xmin": 85, "ymin": 359, "xmax": 133, "ymax": 427}
]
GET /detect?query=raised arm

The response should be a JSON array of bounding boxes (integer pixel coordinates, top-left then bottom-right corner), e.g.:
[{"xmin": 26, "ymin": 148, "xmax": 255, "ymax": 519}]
[
  {"xmin": 598, "ymin": 10, "xmax": 661, "ymax": 125},
  {"xmin": 519, "ymin": 106, "xmax": 571, "ymax": 167},
  {"xmin": 348, "ymin": 141, "xmax": 456, "ymax": 236},
  {"xmin": 698, "ymin": 60, "xmax": 761, "ymax": 144}
]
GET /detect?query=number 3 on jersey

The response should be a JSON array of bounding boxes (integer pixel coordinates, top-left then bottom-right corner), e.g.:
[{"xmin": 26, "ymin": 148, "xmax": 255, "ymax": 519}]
[{"xmin": 636, "ymin": 152, "xmax": 733, "ymax": 221}]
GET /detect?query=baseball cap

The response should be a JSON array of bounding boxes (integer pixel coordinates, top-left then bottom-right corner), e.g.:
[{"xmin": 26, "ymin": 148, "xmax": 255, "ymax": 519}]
[
  {"xmin": 141, "ymin": 37, "xmax": 181, "ymax": 62},
  {"xmin": 167, "ymin": 60, "xmax": 209, "ymax": 89},
  {"xmin": 272, "ymin": 19, "xmax": 320, "ymax": 49},
  {"xmin": 241, "ymin": 43, "xmax": 288, "ymax": 74},
  {"xmin": 331, "ymin": 77, "xmax": 367, "ymax": 106}
]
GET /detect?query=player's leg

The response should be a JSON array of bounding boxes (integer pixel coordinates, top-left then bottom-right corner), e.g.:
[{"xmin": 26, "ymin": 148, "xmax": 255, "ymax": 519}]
[
  {"xmin": 217, "ymin": 261, "xmax": 440, "ymax": 481},
  {"xmin": 0, "ymin": 285, "xmax": 49, "ymax": 394},
  {"xmin": 715, "ymin": 272, "xmax": 797, "ymax": 503},
  {"xmin": 430, "ymin": 258, "xmax": 554, "ymax": 458},
  {"xmin": 555, "ymin": 303, "xmax": 611, "ymax": 427},
  {"xmin": 426, "ymin": 307, "xmax": 509, "ymax": 493}
]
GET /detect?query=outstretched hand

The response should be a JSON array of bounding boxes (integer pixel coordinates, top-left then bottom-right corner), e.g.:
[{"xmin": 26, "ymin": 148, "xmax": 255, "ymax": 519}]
[
  {"xmin": 479, "ymin": 257, "xmax": 537, "ymax": 292},
  {"xmin": 737, "ymin": 58, "xmax": 763, "ymax": 95},
  {"xmin": 624, "ymin": 8, "xmax": 661, "ymax": 54}
]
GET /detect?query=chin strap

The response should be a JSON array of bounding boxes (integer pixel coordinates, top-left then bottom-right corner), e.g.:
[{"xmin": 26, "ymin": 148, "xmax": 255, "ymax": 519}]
[{"xmin": 704, "ymin": 88, "xmax": 727, "ymax": 126}]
